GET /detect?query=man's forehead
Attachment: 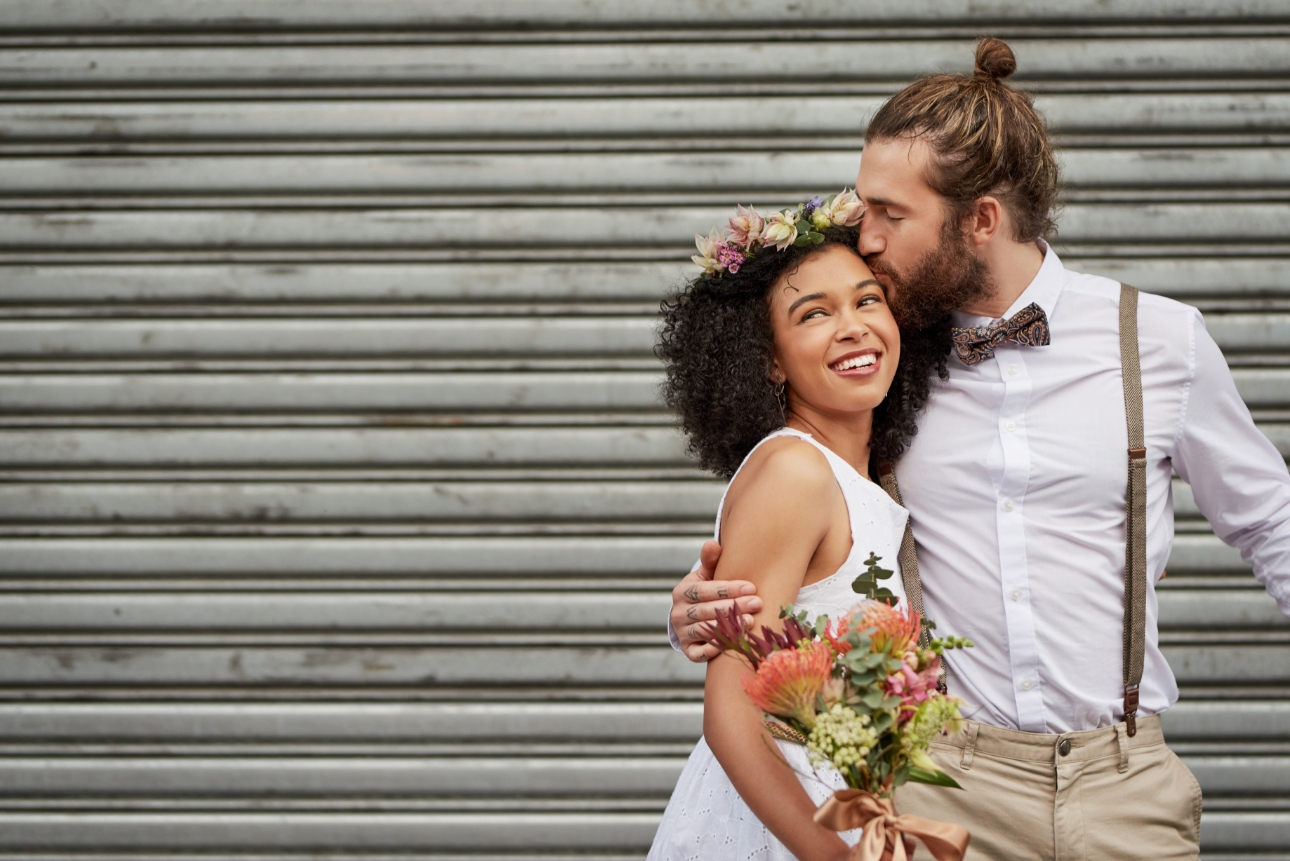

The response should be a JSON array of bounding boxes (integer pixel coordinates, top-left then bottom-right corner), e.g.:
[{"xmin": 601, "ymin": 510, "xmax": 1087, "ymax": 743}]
[{"xmin": 857, "ymin": 138, "xmax": 934, "ymax": 199}]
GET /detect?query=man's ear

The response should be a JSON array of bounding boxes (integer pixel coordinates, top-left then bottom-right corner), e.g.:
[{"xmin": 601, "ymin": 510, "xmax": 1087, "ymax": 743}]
[{"xmin": 967, "ymin": 195, "xmax": 1006, "ymax": 247}]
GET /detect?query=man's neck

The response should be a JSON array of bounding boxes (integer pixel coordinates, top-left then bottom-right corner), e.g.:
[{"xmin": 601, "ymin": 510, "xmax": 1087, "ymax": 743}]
[{"xmin": 958, "ymin": 239, "xmax": 1046, "ymax": 320}]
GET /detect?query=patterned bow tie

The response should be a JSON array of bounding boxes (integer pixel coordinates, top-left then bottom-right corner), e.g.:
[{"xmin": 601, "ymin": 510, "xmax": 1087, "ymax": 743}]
[{"xmin": 951, "ymin": 303, "xmax": 1051, "ymax": 366}]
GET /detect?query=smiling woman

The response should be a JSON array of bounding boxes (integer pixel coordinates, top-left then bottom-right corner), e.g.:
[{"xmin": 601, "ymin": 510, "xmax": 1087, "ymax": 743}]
[
  {"xmin": 647, "ymin": 199, "xmax": 954, "ymax": 860},
  {"xmin": 657, "ymin": 212, "xmax": 950, "ymax": 480}
]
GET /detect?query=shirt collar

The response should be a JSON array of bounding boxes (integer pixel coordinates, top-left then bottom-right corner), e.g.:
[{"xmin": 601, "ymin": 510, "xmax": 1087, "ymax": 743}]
[{"xmin": 950, "ymin": 239, "xmax": 1063, "ymax": 329}]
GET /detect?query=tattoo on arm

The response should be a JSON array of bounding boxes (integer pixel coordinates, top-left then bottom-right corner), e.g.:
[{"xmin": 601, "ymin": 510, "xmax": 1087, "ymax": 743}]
[{"xmin": 684, "ymin": 585, "xmax": 700, "ymax": 602}]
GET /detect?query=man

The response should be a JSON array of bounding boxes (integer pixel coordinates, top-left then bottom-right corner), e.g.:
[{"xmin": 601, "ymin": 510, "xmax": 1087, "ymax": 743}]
[{"xmin": 667, "ymin": 38, "xmax": 1290, "ymax": 860}]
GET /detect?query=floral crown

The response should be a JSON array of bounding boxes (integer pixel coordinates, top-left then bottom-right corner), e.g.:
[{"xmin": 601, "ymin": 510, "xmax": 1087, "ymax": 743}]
[{"xmin": 692, "ymin": 189, "xmax": 864, "ymax": 277}]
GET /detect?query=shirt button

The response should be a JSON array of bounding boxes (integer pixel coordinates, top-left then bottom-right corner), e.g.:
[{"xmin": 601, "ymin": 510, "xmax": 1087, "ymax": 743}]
[
  {"xmin": 1021, "ymin": 679, "xmax": 1033, "ymax": 691},
  {"xmin": 1003, "ymin": 499, "xmax": 1015, "ymax": 512},
  {"xmin": 1011, "ymin": 589, "xmax": 1022, "ymax": 602},
  {"xmin": 1008, "ymin": 364, "xmax": 1019, "ymax": 376},
  {"xmin": 1004, "ymin": 420, "xmax": 1016, "ymax": 432}
]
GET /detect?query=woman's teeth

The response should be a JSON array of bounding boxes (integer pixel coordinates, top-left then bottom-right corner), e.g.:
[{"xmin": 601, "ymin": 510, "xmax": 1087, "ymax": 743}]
[{"xmin": 832, "ymin": 354, "xmax": 877, "ymax": 371}]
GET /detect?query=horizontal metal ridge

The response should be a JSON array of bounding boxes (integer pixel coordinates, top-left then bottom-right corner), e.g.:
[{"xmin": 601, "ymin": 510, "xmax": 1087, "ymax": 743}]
[
  {"xmin": 0, "ymin": 697, "xmax": 1282, "ymax": 741},
  {"xmin": 2, "ymin": 38, "xmax": 1289, "ymax": 87},
  {"xmin": 0, "ymin": 531, "xmax": 1255, "ymax": 576},
  {"xmin": 1, "ymin": 259, "xmax": 1288, "ymax": 304},
  {"xmin": 0, "ymin": 643, "xmax": 1283, "ymax": 686},
  {"xmin": 4, "ymin": 311, "xmax": 1290, "ymax": 359},
  {"xmin": 4, "ymin": 0, "xmax": 1290, "ymax": 29},
  {"xmin": 3, "ymin": 367, "xmax": 1290, "ymax": 412},
  {"xmin": 3, "ymin": 203, "xmax": 1286, "ymax": 250},
  {"xmin": 0, "ymin": 701, "xmax": 706, "ymax": 741},
  {"xmin": 0, "ymin": 588, "xmax": 1278, "ymax": 632},
  {"xmin": 0, "ymin": 752, "xmax": 1281, "ymax": 798},
  {"xmin": 3, "ymin": 149, "xmax": 1289, "ymax": 194},
  {"xmin": 4, "ymin": 93, "xmax": 1290, "ymax": 141}
]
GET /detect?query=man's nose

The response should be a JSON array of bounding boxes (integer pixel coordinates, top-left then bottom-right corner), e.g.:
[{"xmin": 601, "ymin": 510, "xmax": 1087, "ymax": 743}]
[{"xmin": 858, "ymin": 219, "xmax": 883, "ymax": 257}]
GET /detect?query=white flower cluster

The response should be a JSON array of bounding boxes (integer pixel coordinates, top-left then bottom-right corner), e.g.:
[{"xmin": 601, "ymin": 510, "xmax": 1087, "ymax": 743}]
[{"xmin": 807, "ymin": 703, "xmax": 879, "ymax": 772}]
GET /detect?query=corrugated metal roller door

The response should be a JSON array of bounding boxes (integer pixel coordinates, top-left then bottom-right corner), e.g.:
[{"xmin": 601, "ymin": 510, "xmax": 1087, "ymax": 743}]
[{"xmin": 0, "ymin": 1, "xmax": 1287, "ymax": 857}]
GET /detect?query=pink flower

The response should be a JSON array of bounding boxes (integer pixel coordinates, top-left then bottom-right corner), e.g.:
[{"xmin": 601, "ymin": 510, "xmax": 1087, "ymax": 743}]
[
  {"xmin": 716, "ymin": 242, "xmax": 745, "ymax": 273},
  {"xmin": 886, "ymin": 655, "xmax": 943, "ymax": 722},
  {"xmin": 760, "ymin": 210, "xmax": 799, "ymax": 251},
  {"xmin": 825, "ymin": 188, "xmax": 864, "ymax": 227},
  {"xmin": 727, "ymin": 205, "xmax": 765, "ymax": 248}
]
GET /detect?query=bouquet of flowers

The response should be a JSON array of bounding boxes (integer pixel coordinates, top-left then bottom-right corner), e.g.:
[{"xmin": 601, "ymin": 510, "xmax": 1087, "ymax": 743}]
[{"xmin": 706, "ymin": 555, "xmax": 974, "ymax": 861}]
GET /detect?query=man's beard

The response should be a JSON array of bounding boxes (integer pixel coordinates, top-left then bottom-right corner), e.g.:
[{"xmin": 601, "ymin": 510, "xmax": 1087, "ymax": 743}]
[{"xmin": 866, "ymin": 217, "xmax": 995, "ymax": 331}]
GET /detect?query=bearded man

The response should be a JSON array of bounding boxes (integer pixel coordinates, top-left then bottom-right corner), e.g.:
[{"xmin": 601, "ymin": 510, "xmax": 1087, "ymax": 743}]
[{"xmin": 667, "ymin": 37, "xmax": 1290, "ymax": 860}]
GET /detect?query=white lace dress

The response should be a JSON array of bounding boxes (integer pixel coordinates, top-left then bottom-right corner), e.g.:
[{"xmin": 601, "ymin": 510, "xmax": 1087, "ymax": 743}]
[{"xmin": 648, "ymin": 428, "xmax": 911, "ymax": 861}]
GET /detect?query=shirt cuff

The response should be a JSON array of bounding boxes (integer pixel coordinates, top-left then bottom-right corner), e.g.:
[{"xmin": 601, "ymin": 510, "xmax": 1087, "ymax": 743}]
[{"xmin": 668, "ymin": 617, "xmax": 683, "ymax": 652}]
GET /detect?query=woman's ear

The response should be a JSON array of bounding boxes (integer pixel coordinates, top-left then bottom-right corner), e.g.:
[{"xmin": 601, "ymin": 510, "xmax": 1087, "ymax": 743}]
[{"xmin": 769, "ymin": 359, "xmax": 785, "ymax": 385}]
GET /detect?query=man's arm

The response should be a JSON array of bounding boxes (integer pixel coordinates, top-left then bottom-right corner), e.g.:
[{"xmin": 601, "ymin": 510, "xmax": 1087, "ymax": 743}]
[
  {"xmin": 668, "ymin": 539, "xmax": 764, "ymax": 662},
  {"xmin": 1175, "ymin": 315, "xmax": 1290, "ymax": 615}
]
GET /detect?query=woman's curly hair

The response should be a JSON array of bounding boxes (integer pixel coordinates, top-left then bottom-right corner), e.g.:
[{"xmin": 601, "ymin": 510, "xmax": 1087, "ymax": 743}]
[{"xmin": 657, "ymin": 226, "xmax": 950, "ymax": 479}]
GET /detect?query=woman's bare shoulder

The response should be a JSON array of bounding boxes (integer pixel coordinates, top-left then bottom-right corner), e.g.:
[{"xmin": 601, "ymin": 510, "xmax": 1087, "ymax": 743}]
[{"xmin": 723, "ymin": 435, "xmax": 837, "ymax": 521}]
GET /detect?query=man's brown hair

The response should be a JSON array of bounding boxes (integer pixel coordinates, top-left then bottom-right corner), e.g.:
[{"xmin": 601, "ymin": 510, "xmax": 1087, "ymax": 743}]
[{"xmin": 865, "ymin": 37, "xmax": 1060, "ymax": 243}]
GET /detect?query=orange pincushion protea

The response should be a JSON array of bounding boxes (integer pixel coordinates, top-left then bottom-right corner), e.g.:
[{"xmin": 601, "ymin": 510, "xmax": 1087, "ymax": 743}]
[
  {"xmin": 742, "ymin": 640, "xmax": 834, "ymax": 729},
  {"xmin": 825, "ymin": 600, "xmax": 922, "ymax": 657}
]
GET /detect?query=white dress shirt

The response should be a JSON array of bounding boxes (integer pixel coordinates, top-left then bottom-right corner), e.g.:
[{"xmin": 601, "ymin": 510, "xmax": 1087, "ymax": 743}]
[{"xmin": 897, "ymin": 242, "xmax": 1290, "ymax": 733}]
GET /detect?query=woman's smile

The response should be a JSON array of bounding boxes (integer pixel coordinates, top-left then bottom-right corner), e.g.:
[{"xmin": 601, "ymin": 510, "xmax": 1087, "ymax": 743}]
[{"xmin": 828, "ymin": 349, "xmax": 882, "ymax": 377}]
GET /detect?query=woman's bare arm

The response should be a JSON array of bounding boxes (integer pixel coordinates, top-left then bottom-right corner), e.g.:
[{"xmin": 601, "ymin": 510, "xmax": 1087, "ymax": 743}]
[{"xmin": 702, "ymin": 439, "xmax": 853, "ymax": 861}]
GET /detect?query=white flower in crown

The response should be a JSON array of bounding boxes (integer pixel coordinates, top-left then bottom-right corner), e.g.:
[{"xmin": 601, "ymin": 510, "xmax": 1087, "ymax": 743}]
[
  {"xmin": 824, "ymin": 188, "xmax": 864, "ymax": 227},
  {"xmin": 761, "ymin": 210, "xmax": 799, "ymax": 251},
  {"xmin": 727, "ymin": 204, "xmax": 766, "ymax": 250},
  {"xmin": 691, "ymin": 227, "xmax": 725, "ymax": 275}
]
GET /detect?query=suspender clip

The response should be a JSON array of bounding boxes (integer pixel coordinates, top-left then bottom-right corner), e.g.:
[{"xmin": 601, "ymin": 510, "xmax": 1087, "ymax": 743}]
[
  {"xmin": 1128, "ymin": 447, "xmax": 1146, "ymax": 461},
  {"xmin": 1123, "ymin": 684, "xmax": 1140, "ymax": 737}
]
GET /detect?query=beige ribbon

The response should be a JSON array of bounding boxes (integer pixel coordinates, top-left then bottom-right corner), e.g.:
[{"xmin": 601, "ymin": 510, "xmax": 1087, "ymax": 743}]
[{"xmin": 814, "ymin": 789, "xmax": 970, "ymax": 861}]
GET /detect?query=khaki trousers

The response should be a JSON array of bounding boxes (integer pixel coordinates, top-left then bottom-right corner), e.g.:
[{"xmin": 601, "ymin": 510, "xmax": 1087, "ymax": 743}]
[{"xmin": 895, "ymin": 715, "xmax": 1201, "ymax": 861}]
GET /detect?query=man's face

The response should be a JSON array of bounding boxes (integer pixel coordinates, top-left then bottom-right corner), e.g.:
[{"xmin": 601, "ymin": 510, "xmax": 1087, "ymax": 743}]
[{"xmin": 856, "ymin": 137, "xmax": 992, "ymax": 329}]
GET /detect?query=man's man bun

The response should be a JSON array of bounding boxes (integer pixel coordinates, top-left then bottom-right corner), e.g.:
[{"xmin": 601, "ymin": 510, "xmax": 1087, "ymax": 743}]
[{"xmin": 974, "ymin": 37, "xmax": 1017, "ymax": 82}]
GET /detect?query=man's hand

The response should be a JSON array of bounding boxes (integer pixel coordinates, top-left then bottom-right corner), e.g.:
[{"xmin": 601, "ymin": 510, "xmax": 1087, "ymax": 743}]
[{"xmin": 671, "ymin": 539, "xmax": 763, "ymax": 662}]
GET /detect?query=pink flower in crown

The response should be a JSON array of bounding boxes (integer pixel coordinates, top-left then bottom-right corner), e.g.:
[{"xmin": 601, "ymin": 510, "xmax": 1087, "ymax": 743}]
[
  {"xmin": 691, "ymin": 227, "xmax": 725, "ymax": 275},
  {"xmin": 716, "ymin": 242, "xmax": 746, "ymax": 274},
  {"xmin": 727, "ymin": 204, "xmax": 766, "ymax": 249},
  {"xmin": 826, "ymin": 188, "xmax": 864, "ymax": 227},
  {"xmin": 761, "ymin": 210, "xmax": 799, "ymax": 251}
]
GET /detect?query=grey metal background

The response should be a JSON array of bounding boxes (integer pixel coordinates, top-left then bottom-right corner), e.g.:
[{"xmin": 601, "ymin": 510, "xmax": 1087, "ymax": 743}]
[{"xmin": 0, "ymin": 1, "xmax": 1288, "ymax": 858}]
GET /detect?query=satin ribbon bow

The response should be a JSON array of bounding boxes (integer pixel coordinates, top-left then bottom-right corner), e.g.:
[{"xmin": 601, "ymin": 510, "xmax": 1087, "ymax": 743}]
[
  {"xmin": 814, "ymin": 789, "xmax": 970, "ymax": 861},
  {"xmin": 950, "ymin": 302, "xmax": 1051, "ymax": 366}
]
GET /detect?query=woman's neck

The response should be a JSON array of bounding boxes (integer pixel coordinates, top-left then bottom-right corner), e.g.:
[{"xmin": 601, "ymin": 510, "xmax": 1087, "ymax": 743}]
[{"xmin": 785, "ymin": 407, "xmax": 874, "ymax": 479}]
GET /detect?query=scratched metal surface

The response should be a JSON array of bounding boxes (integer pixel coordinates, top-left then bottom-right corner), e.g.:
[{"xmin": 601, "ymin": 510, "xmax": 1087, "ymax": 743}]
[{"xmin": 0, "ymin": 2, "xmax": 1288, "ymax": 858}]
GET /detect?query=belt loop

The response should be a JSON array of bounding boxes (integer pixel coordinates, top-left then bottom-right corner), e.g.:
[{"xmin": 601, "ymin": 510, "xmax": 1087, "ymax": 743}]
[
  {"xmin": 1115, "ymin": 723, "xmax": 1130, "ymax": 774},
  {"xmin": 960, "ymin": 722, "xmax": 979, "ymax": 771}
]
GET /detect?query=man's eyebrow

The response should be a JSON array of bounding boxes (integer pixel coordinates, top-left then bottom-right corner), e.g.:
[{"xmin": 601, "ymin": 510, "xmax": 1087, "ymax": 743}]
[
  {"xmin": 787, "ymin": 292, "xmax": 826, "ymax": 315},
  {"xmin": 864, "ymin": 196, "xmax": 896, "ymax": 208}
]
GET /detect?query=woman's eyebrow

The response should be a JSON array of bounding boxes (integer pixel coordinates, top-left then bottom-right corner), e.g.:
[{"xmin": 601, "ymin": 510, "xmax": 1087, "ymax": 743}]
[
  {"xmin": 855, "ymin": 279, "xmax": 881, "ymax": 291},
  {"xmin": 787, "ymin": 292, "xmax": 826, "ymax": 315}
]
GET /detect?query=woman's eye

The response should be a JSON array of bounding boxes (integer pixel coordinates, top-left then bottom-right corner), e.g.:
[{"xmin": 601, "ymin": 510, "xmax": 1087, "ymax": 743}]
[
  {"xmin": 801, "ymin": 309, "xmax": 826, "ymax": 320},
  {"xmin": 858, "ymin": 295, "xmax": 880, "ymax": 307}
]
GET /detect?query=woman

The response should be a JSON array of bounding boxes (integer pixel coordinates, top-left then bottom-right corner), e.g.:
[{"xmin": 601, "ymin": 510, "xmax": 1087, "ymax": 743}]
[{"xmin": 648, "ymin": 194, "xmax": 948, "ymax": 860}]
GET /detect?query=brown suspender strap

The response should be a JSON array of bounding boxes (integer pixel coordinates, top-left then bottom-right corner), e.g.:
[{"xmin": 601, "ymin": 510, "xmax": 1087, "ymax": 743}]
[
  {"xmin": 1120, "ymin": 284, "xmax": 1148, "ymax": 736},
  {"xmin": 876, "ymin": 463, "xmax": 944, "ymax": 693}
]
